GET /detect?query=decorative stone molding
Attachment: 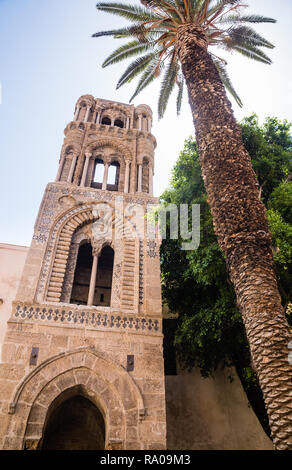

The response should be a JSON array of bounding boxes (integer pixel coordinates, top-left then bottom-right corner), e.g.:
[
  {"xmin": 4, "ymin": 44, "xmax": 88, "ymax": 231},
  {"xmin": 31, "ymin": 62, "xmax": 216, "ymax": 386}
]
[
  {"xmin": 85, "ymin": 138, "xmax": 132, "ymax": 162},
  {"xmin": 12, "ymin": 303, "xmax": 161, "ymax": 333}
]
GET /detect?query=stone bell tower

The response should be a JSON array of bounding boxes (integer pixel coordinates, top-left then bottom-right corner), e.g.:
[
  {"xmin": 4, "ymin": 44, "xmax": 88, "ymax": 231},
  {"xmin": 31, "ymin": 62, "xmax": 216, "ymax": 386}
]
[{"xmin": 0, "ymin": 96, "xmax": 166, "ymax": 450}]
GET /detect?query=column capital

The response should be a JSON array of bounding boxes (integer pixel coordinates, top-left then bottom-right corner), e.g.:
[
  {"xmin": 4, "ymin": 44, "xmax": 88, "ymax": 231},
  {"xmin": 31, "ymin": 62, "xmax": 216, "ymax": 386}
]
[{"xmin": 85, "ymin": 152, "xmax": 92, "ymax": 159}]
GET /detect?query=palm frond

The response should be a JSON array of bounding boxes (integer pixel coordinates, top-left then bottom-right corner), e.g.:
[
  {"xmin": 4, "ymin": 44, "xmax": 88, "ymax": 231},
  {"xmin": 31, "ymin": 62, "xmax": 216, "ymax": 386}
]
[
  {"xmin": 176, "ymin": 76, "xmax": 184, "ymax": 115},
  {"xmin": 92, "ymin": 25, "xmax": 147, "ymax": 39},
  {"xmin": 219, "ymin": 14, "xmax": 276, "ymax": 24},
  {"xmin": 143, "ymin": 0, "xmax": 186, "ymax": 23},
  {"xmin": 103, "ymin": 40, "xmax": 157, "ymax": 67},
  {"xmin": 206, "ymin": 0, "xmax": 241, "ymax": 21},
  {"xmin": 158, "ymin": 55, "xmax": 179, "ymax": 118},
  {"xmin": 96, "ymin": 2, "xmax": 161, "ymax": 21},
  {"xmin": 226, "ymin": 25, "xmax": 275, "ymax": 49},
  {"xmin": 231, "ymin": 44, "xmax": 273, "ymax": 64},
  {"xmin": 212, "ymin": 57, "xmax": 242, "ymax": 106},
  {"xmin": 130, "ymin": 58, "xmax": 163, "ymax": 101},
  {"xmin": 116, "ymin": 52, "xmax": 159, "ymax": 89}
]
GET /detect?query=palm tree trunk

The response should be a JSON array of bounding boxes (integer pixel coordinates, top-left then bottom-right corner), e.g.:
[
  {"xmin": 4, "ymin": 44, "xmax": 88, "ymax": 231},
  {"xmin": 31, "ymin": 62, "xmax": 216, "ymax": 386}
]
[{"xmin": 176, "ymin": 24, "xmax": 292, "ymax": 450}]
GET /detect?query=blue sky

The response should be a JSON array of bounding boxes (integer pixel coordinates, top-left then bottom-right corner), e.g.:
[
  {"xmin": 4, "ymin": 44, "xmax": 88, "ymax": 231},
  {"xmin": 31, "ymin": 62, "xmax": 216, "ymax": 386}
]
[{"xmin": 0, "ymin": 0, "xmax": 291, "ymax": 246}]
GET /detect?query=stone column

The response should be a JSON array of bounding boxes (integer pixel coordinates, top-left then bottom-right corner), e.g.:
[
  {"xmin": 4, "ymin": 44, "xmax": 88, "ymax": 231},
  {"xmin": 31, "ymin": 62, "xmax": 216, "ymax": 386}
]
[
  {"xmin": 138, "ymin": 164, "xmax": 143, "ymax": 192},
  {"xmin": 67, "ymin": 153, "xmax": 78, "ymax": 184},
  {"xmin": 74, "ymin": 105, "xmax": 80, "ymax": 121},
  {"xmin": 55, "ymin": 155, "xmax": 65, "ymax": 182},
  {"xmin": 149, "ymin": 163, "xmax": 153, "ymax": 196},
  {"xmin": 126, "ymin": 117, "xmax": 130, "ymax": 129},
  {"xmin": 84, "ymin": 105, "xmax": 91, "ymax": 123},
  {"xmin": 138, "ymin": 115, "xmax": 142, "ymax": 131},
  {"xmin": 96, "ymin": 111, "xmax": 101, "ymax": 124},
  {"xmin": 102, "ymin": 162, "xmax": 110, "ymax": 191},
  {"xmin": 80, "ymin": 152, "xmax": 91, "ymax": 187},
  {"xmin": 87, "ymin": 254, "xmax": 98, "ymax": 306},
  {"xmin": 124, "ymin": 160, "xmax": 130, "ymax": 193},
  {"xmin": 147, "ymin": 117, "xmax": 152, "ymax": 132}
]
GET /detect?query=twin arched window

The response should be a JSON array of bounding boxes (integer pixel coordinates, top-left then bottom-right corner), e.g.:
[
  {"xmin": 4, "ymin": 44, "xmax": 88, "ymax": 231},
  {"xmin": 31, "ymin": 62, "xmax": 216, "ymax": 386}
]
[
  {"xmin": 101, "ymin": 116, "xmax": 125, "ymax": 128},
  {"xmin": 70, "ymin": 242, "xmax": 114, "ymax": 307},
  {"xmin": 92, "ymin": 159, "xmax": 120, "ymax": 191}
]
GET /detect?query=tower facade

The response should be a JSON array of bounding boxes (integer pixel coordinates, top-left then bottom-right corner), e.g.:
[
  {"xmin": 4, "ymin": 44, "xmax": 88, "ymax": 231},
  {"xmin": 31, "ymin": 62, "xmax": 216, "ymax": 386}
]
[{"xmin": 0, "ymin": 96, "xmax": 166, "ymax": 450}]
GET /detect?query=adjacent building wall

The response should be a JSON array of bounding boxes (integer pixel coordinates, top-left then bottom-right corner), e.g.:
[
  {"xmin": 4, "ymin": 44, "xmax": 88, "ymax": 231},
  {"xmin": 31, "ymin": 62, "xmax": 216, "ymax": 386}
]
[
  {"xmin": 0, "ymin": 244, "xmax": 28, "ymax": 360},
  {"xmin": 166, "ymin": 367, "xmax": 273, "ymax": 450}
]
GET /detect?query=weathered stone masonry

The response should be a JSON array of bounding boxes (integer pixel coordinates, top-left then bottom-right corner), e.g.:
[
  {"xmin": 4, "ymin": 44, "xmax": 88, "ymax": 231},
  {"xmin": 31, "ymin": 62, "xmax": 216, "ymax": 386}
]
[{"xmin": 0, "ymin": 96, "xmax": 166, "ymax": 450}]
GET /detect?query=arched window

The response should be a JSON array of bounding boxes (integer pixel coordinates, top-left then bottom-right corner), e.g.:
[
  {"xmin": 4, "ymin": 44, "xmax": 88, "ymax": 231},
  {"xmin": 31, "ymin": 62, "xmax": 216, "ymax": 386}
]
[
  {"xmin": 114, "ymin": 119, "xmax": 124, "ymax": 128},
  {"xmin": 96, "ymin": 246, "xmax": 114, "ymax": 307},
  {"xmin": 107, "ymin": 161, "xmax": 120, "ymax": 191},
  {"xmin": 70, "ymin": 243, "xmax": 115, "ymax": 307},
  {"xmin": 101, "ymin": 117, "xmax": 111, "ymax": 126},
  {"xmin": 92, "ymin": 158, "xmax": 104, "ymax": 189},
  {"xmin": 70, "ymin": 243, "xmax": 93, "ymax": 306}
]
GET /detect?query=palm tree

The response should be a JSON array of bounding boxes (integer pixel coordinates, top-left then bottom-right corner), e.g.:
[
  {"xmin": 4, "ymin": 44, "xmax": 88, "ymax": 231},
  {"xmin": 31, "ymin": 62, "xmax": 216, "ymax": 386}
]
[{"xmin": 93, "ymin": 0, "xmax": 292, "ymax": 450}]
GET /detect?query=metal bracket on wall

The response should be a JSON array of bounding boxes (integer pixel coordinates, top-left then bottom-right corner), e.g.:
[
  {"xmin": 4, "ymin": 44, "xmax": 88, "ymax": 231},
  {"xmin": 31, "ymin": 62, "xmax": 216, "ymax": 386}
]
[
  {"xmin": 29, "ymin": 347, "xmax": 39, "ymax": 366},
  {"xmin": 127, "ymin": 355, "xmax": 134, "ymax": 372}
]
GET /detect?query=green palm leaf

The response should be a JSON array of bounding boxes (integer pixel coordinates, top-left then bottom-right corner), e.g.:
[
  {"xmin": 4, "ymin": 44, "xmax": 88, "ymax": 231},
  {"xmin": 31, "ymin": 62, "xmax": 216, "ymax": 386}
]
[
  {"xmin": 176, "ymin": 76, "xmax": 184, "ymax": 115},
  {"xmin": 158, "ymin": 56, "xmax": 179, "ymax": 119},
  {"xmin": 116, "ymin": 52, "xmax": 159, "ymax": 89},
  {"xmin": 130, "ymin": 58, "xmax": 163, "ymax": 101},
  {"xmin": 92, "ymin": 25, "xmax": 147, "ymax": 39},
  {"xmin": 231, "ymin": 44, "xmax": 273, "ymax": 64},
  {"xmin": 227, "ymin": 25, "xmax": 275, "ymax": 49},
  {"xmin": 212, "ymin": 58, "xmax": 243, "ymax": 107},
  {"xmin": 96, "ymin": 2, "xmax": 161, "ymax": 21},
  {"xmin": 220, "ymin": 14, "xmax": 277, "ymax": 24},
  {"xmin": 103, "ymin": 40, "xmax": 156, "ymax": 67}
]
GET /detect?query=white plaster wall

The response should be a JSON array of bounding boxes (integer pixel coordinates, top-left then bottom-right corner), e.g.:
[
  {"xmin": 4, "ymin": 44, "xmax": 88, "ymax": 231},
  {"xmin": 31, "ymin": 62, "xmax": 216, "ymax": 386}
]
[{"xmin": 0, "ymin": 243, "xmax": 28, "ymax": 361}]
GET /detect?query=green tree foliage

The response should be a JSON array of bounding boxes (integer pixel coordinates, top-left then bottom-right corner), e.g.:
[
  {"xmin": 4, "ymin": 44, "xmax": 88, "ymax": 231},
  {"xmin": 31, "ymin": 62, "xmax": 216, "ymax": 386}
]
[{"xmin": 160, "ymin": 115, "xmax": 292, "ymax": 434}]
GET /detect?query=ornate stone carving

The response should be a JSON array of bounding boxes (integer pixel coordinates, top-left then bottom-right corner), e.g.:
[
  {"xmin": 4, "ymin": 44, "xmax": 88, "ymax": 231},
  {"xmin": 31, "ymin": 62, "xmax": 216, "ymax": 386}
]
[{"xmin": 13, "ymin": 303, "xmax": 161, "ymax": 333}]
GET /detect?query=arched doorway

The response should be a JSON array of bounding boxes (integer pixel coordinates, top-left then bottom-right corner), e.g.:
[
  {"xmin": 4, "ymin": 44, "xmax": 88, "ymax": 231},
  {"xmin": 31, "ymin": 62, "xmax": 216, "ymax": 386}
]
[{"xmin": 41, "ymin": 394, "xmax": 105, "ymax": 450}]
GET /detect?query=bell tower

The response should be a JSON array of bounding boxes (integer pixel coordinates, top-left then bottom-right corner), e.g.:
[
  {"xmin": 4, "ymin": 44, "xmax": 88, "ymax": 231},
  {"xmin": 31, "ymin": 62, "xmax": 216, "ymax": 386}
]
[{"xmin": 0, "ymin": 96, "xmax": 166, "ymax": 450}]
